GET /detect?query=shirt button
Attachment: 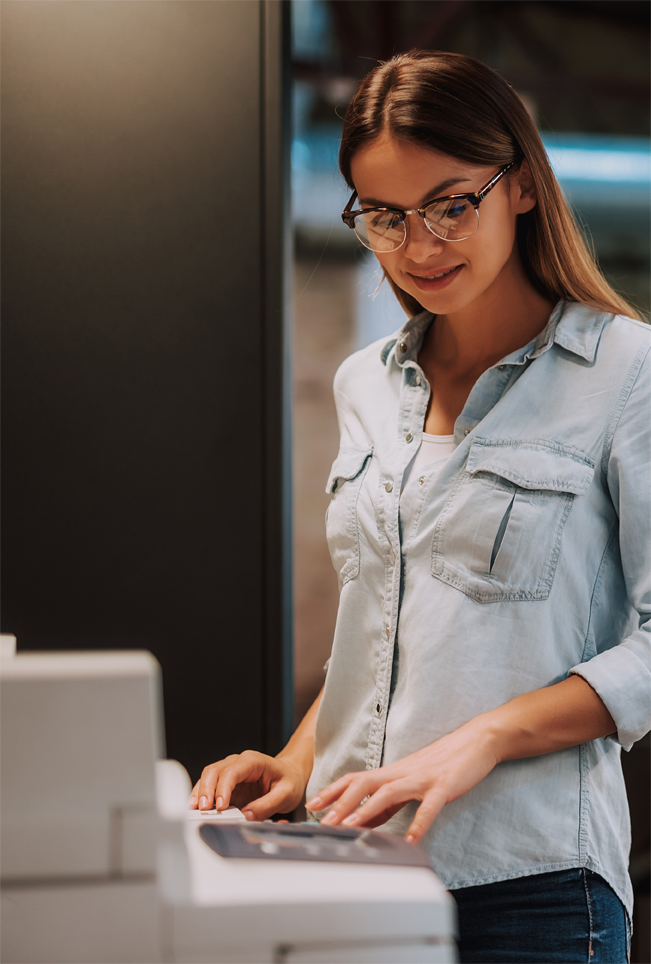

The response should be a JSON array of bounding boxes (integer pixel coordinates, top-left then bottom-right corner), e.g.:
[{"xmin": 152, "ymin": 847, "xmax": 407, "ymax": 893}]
[
  {"xmin": 498, "ymin": 364, "xmax": 506, "ymax": 371},
  {"xmin": 464, "ymin": 428, "xmax": 470, "ymax": 436},
  {"xmin": 415, "ymin": 375, "xmax": 422, "ymax": 386},
  {"xmin": 419, "ymin": 476, "xmax": 426, "ymax": 485},
  {"xmin": 405, "ymin": 432, "xmax": 413, "ymax": 443},
  {"xmin": 399, "ymin": 342, "xmax": 407, "ymax": 353},
  {"xmin": 385, "ymin": 481, "xmax": 393, "ymax": 492}
]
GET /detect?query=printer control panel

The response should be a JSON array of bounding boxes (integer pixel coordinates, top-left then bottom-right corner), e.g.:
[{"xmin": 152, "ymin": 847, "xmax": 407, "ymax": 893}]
[{"xmin": 199, "ymin": 820, "xmax": 432, "ymax": 867}]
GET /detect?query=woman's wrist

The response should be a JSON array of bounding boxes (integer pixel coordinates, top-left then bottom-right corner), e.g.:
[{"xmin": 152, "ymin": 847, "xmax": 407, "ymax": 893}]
[
  {"xmin": 456, "ymin": 710, "xmax": 507, "ymax": 766},
  {"xmin": 274, "ymin": 685, "xmax": 323, "ymax": 789},
  {"xmin": 459, "ymin": 676, "xmax": 617, "ymax": 767},
  {"xmin": 276, "ymin": 741, "xmax": 313, "ymax": 787},
  {"xmin": 275, "ymin": 715, "xmax": 317, "ymax": 787}
]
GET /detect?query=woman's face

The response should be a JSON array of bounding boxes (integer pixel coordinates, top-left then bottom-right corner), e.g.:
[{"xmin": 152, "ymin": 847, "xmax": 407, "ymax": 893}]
[{"xmin": 349, "ymin": 134, "xmax": 537, "ymax": 318}]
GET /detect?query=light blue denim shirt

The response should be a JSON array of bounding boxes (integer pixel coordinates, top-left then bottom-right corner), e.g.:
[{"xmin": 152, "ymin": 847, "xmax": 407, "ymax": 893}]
[{"xmin": 307, "ymin": 301, "xmax": 650, "ymax": 917}]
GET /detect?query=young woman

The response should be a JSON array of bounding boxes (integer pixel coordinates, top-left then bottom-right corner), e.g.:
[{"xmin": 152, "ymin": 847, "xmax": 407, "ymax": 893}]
[{"xmin": 190, "ymin": 51, "xmax": 649, "ymax": 963}]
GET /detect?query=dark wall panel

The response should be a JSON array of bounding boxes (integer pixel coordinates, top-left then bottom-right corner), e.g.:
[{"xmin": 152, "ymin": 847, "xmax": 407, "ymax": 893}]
[{"xmin": 1, "ymin": 0, "xmax": 291, "ymax": 781}]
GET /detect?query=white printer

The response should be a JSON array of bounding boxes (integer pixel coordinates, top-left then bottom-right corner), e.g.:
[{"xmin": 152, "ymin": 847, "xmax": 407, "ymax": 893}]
[{"xmin": 0, "ymin": 637, "xmax": 456, "ymax": 963}]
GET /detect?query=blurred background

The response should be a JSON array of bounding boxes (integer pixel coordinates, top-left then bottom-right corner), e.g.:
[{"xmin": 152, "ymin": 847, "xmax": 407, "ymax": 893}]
[{"xmin": 289, "ymin": 1, "xmax": 649, "ymax": 958}]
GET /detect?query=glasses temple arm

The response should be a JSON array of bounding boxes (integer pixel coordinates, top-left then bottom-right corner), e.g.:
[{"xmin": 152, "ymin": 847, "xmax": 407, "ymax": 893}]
[
  {"xmin": 477, "ymin": 163, "xmax": 514, "ymax": 201},
  {"xmin": 341, "ymin": 189, "xmax": 358, "ymax": 227}
]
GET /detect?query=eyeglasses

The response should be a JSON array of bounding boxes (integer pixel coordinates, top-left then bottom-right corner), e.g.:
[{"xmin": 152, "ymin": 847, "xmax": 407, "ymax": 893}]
[{"xmin": 341, "ymin": 164, "xmax": 514, "ymax": 253}]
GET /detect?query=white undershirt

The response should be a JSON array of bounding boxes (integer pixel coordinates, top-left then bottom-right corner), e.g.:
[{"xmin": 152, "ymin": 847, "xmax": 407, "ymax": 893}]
[{"xmin": 401, "ymin": 433, "xmax": 455, "ymax": 493}]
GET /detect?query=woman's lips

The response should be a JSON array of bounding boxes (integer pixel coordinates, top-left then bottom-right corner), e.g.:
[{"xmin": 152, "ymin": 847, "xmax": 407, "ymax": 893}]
[{"xmin": 408, "ymin": 264, "xmax": 463, "ymax": 291}]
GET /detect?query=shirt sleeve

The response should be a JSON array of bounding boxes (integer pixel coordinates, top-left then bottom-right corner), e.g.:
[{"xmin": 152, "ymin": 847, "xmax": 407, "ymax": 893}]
[{"xmin": 568, "ymin": 345, "xmax": 651, "ymax": 750}]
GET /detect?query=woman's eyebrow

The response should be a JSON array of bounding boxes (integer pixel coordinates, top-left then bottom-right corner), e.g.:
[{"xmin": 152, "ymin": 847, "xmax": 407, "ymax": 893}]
[{"xmin": 360, "ymin": 176, "xmax": 472, "ymax": 208}]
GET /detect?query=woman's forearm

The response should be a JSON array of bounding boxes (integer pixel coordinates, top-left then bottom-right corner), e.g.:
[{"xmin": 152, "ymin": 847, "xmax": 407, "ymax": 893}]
[
  {"xmin": 475, "ymin": 674, "xmax": 617, "ymax": 763},
  {"xmin": 276, "ymin": 685, "xmax": 323, "ymax": 786}
]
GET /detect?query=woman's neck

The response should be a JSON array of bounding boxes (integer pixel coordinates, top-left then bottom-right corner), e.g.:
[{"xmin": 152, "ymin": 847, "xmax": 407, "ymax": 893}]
[{"xmin": 420, "ymin": 249, "xmax": 555, "ymax": 381}]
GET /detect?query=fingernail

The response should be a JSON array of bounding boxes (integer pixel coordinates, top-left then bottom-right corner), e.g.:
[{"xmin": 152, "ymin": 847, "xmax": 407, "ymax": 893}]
[
  {"xmin": 306, "ymin": 796, "xmax": 321, "ymax": 809},
  {"xmin": 188, "ymin": 795, "xmax": 197, "ymax": 808},
  {"xmin": 242, "ymin": 810, "xmax": 254, "ymax": 821},
  {"xmin": 199, "ymin": 796, "xmax": 209, "ymax": 810},
  {"xmin": 321, "ymin": 810, "xmax": 337, "ymax": 825},
  {"xmin": 216, "ymin": 796, "xmax": 224, "ymax": 810},
  {"xmin": 405, "ymin": 834, "xmax": 415, "ymax": 844},
  {"xmin": 342, "ymin": 813, "xmax": 360, "ymax": 826}
]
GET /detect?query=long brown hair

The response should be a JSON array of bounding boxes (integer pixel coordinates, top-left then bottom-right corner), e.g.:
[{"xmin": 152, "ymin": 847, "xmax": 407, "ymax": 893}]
[{"xmin": 339, "ymin": 50, "xmax": 641, "ymax": 321}]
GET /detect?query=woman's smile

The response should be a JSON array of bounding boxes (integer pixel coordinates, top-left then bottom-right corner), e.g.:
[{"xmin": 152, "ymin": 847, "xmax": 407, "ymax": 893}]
[{"xmin": 407, "ymin": 264, "xmax": 464, "ymax": 290}]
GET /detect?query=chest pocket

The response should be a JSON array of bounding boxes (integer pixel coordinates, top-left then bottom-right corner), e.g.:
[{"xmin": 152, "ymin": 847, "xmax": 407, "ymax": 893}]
[
  {"xmin": 431, "ymin": 439, "xmax": 596, "ymax": 603},
  {"xmin": 326, "ymin": 447, "xmax": 373, "ymax": 588}
]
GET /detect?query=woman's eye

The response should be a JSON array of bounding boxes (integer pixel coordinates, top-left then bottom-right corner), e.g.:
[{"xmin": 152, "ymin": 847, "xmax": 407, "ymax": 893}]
[
  {"xmin": 444, "ymin": 202, "xmax": 466, "ymax": 220},
  {"xmin": 428, "ymin": 200, "xmax": 468, "ymax": 223},
  {"xmin": 368, "ymin": 212, "xmax": 400, "ymax": 231}
]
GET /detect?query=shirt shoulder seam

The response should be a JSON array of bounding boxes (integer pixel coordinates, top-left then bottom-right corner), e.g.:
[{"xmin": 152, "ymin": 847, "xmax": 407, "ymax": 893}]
[{"xmin": 600, "ymin": 340, "xmax": 651, "ymax": 479}]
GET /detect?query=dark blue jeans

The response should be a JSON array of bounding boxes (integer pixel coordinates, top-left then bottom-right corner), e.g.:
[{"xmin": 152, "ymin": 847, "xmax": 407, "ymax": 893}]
[{"xmin": 453, "ymin": 868, "xmax": 630, "ymax": 963}]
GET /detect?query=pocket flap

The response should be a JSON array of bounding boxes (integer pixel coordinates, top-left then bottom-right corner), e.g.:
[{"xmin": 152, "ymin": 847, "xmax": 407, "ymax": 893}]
[
  {"xmin": 467, "ymin": 439, "xmax": 596, "ymax": 495},
  {"xmin": 326, "ymin": 447, "xmax": 373, "ymax": 493}
]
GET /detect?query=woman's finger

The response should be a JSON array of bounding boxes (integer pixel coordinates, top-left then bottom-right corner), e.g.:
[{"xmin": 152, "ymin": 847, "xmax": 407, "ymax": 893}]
[
  {"xmin": 360, "ymin": 803, "xmax": 405, "ymax": 829},
  {"xmin": 212, "ymin": 757, "xmax": 267, "ymax": 810},
  {"xmin": 194, "ymin": 762, "xmax": 228, "ymax": 810},
  {"xmin": 239, "ymin": 781, "xmax": 295, "ymax": 822},
  {"xmin": 341, "ymin": 778, "xmax": 414, "ymax": 827},
  {"xmin": 195, "ymin": 753, "xmax": 264, "ymax": 810},
  {"xmin": 404, "ymin": 789, "xmax": 447, "ymax": 843},
  {"xmin": 188, "ymin": 780, "xmax": 201, "ymax": 808},
  {"xmin": 319, "ymin": 773, "xmax": 381, "ymax": 825},
  {"xmin": 306, "ymin": 772, "xmax": 356, "ymax": 811}
]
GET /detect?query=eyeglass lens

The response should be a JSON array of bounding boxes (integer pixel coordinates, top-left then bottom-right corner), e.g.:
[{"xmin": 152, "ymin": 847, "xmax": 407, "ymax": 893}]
[{"xmin": 354, "ymin": 197, "xmax": 479, "ymax": 252}]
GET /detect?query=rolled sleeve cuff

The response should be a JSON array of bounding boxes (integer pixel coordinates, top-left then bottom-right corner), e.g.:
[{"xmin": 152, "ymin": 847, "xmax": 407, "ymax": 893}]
[{"xmin": 569, "ymin": 633, "xmax": 651, "ymax": 750}]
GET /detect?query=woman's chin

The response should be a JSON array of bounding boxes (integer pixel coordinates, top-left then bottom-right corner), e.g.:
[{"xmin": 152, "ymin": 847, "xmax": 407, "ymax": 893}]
[{"xmin": 405, "ymin": 288, "xmax": 470, "ymax": 317}]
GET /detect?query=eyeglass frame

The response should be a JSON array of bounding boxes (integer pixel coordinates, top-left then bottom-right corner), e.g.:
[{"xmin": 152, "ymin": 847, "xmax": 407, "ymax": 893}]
[{"xmin": 341, "ymin": 162, "xmax": 514, "ymax": 249}]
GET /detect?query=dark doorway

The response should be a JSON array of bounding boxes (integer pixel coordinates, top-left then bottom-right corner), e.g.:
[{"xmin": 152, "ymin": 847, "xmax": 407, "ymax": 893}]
[{"xmin": 1, "ymin": 0, "xmax": 293, "ymax": 782}]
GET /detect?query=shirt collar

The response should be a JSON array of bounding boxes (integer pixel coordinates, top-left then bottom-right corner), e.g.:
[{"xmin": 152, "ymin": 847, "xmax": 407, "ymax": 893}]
[
  {"xmin": 380, "ymin": 310, "xmax": 434, "ymax": 366},
  {"xmin": 380, "ymin": 300, "xmax": 610, "ymax": 368},
  {"xmin": 550, "ymin": 300, "xmax": 610, "ymax": 362}
]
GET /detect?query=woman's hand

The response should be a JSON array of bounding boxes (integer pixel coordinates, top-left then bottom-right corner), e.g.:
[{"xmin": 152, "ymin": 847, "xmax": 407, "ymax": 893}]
[
  {"xmin": 189, "ymin": 685, "xmax": 325, "ymax": 821},
  {"xmin": 306, "ymin": 676, "xmax": 616, "ymax": 843},
  {"xmin": 189, "ymin": 751, "xmax": 308, "ymax": 820},
  {"xmin": 307, "ymin": 717, "xmax": 499, "ymax": 844}
]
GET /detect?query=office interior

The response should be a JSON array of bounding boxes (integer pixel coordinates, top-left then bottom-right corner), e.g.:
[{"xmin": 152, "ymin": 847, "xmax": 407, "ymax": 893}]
[{"xmin": 1, "ymin": 1, "xmax": 649, "ymax": 962}]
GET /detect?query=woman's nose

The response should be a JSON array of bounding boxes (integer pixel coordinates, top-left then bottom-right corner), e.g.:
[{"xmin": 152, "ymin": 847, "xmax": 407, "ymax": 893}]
[{"xmin": 403, "ymin": 215, "xmax": 445, "ymax": 261}]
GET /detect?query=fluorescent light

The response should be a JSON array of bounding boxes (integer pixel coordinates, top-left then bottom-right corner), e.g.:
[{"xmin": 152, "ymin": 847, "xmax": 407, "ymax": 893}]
[{"xmin": 544, "ymin": 145, "xmax": 650, "ymax": 183}]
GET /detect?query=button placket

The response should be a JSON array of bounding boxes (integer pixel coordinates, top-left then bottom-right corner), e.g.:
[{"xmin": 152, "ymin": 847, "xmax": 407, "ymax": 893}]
[
  {"xmin": 366, "ymin": 558, "xmax": 396, "ymax": 767},
  {"xmin": 367, "ymin": 390, "xmax": 419, "ymax": 772},
  {"xmin": 367, "ymin": 552, "xmax": 401, "ymax": 769}
]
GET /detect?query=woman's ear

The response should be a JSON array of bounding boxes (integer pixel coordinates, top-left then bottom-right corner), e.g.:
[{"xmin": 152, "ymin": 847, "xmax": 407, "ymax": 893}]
[{"xmin": 513, "ymin": 160, "xmax": 537, "ymax": 214}]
